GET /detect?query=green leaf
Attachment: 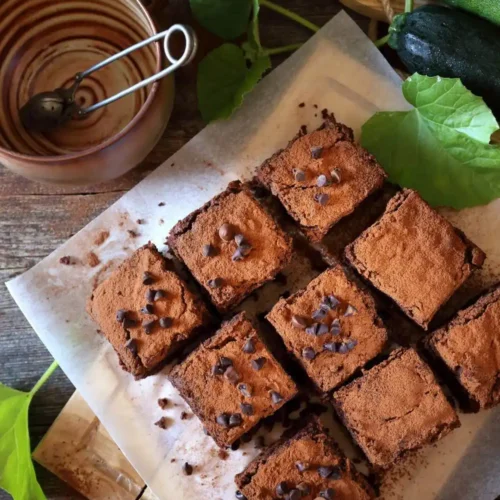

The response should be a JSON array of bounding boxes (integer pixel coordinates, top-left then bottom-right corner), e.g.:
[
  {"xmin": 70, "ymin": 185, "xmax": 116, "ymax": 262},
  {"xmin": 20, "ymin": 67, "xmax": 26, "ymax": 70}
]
[
  {"xmin": 197, "ymin": 44, "xmax": 271, "ymax": 123},
  {"xmin": 361, "ymin": 74, "xmax": 500, "ymax": 209},
  {"xmin": 0, "ymin": 385, "xmax": 45, "ymax": 500},
  {"xmin": 190, "ymin": 0, "xmax": 252, "ymax": 40}
]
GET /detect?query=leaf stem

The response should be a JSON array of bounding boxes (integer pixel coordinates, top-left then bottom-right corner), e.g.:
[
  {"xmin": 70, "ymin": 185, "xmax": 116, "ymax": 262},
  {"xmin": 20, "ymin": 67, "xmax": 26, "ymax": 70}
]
[
  {"xmin": 405, "ymin": 0, "xmax": 414, "ymax": 12},
  {"xmin": 29, "ymin": 360, "xmax": 59, "ymax": 398},
  {"xmin": 374, "ymin": 34, "xmax": 390, "ymax": 48},
  {"xmin": 264, "ymin": 43, "xmax": 303, "ymax": 56},
  {"xmin": 260, "ymin": 0, "xmax": 320, "ymax": 33}
]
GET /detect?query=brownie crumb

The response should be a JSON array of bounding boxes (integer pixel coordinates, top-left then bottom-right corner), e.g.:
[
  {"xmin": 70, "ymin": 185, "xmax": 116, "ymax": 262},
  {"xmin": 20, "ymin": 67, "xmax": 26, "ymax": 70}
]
[
  {"xmin": 136, "ymin": 219, "xmax": 145, "ymax": 225},
  {"xmin": 300, "ymin": 124, "xmax": 308, "ymax": 135},
  {"xmin": 314, "ymin": 104, "xmax": 318, "ymax": 109},
  {"xmin": 157, "ymin": 398, "xmax": 170, "ymax": 410},
  {"xmin": 127, "ymin": 230, "xmax": 138, "ymax": 238},
  {"xmin": 94, "ymin": 230, "xmax": 110, "ymax": 246},
  {"xmin": 171, "ymin": 162, "xmax": 175, "ymax": 167},
  {"xmin": 218, "ymin": 449, "xmax": 229, "ymax": 460},
  {"xmin": 159, "ymin": 219, "xmax": 164, "ymax": 225},
  {"xmin": 59, "ymin": 256, "xmax": 73, "ymax": 265},
  {"xmin": 158, "ymin": 202, "xmax": 165, "ymax": 207},
  {"xmin": 321, "ymin": 108, "xmax": 329, "ymax": 119},
  {"xmin": 298, "ymin": 102, "xmax": 305, "ymax": 108},
  {"xmin": 154, "ymin": 416, "xmax": 171, "ymax": 429},
  {"xmin": 87, "ymin": 252, "xmax": 100, "ymax": 268},
  {"xmin": 180, "ymin": 411, "xmax": 192, "ymax": 420},
  {"xmin": 170, "ymin": 458, "xmax": 176, "ymax": 463}
]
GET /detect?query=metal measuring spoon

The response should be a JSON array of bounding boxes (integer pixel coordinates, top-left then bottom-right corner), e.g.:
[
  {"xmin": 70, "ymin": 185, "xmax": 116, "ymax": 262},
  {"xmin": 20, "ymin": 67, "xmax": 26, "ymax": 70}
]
[{"xmin": 19, "ymin": 24, "xmax": 197, "ymax": 133}]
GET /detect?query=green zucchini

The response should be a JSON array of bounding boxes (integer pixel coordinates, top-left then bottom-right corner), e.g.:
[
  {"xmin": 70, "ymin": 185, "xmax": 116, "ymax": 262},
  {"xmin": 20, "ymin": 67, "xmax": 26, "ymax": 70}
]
[
  {"xmin": 389, "ymin": 5, "xmax": 500, "ymax": 117},
  {"xmin": 443, "ymin": 0, "xmax": 500, "ymax": 26}
]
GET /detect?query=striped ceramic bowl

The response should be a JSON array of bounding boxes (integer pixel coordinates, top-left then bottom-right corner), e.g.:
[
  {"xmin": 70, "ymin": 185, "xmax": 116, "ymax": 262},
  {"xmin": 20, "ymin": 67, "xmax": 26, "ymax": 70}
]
[{"xmin": 0, "ymin": 0, "xmax": 174, "ymax": 185}]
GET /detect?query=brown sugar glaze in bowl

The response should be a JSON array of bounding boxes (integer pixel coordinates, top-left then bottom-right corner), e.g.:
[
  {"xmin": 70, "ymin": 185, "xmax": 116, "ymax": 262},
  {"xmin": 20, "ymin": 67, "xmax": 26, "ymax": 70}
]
[{"xmin": 0, "ymin": 0, "xmax": 174, "ymax": 185}]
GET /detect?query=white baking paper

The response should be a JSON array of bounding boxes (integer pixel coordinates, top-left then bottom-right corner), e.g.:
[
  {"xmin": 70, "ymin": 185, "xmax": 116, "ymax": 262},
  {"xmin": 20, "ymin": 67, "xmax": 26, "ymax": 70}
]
[{"xmin": 7, "ymin": 11, "xmax": 500, "ymax": 500}]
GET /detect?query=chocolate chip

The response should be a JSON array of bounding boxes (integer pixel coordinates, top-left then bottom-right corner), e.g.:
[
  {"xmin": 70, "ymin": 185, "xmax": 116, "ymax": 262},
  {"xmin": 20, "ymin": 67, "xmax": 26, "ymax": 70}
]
[
  {"xmin": 329, "ymin": 467, "xmax": 342, "ymax": 480},
  {"xmin": 142, "ymin": 271, "xmax": 154, "ymax": 285},
  {"xmin": 231, "ymin": 439, "xmax": 241, "ymax": 451},
  {"xmin": 330, "ymin": 318, "xmax": 341, "ymax": 335},
  {"xmin": 319, "ymin": 488, "xmax": 336, "ymax": 500},
  {"xmin": 311, "ymin": 146, "xmax": 323, "ymax": 159},
  {"xmin": 324, "ymin": 342, "xmax": 338, "ymax": 353},
  {"xmin": 219, "ymin": 223, "xmax": 234, "ymax": 241},
  {"xmin": 312, "ymin": 308, "xmax": 327, "ymax": 321},
  {"xmin": 224, "ymin": 367, "xmax": 241, "ymax": 385},
  {"xmin": 330, "ymin": 168, "xmax": 342, "ymax": 183},
  {"xmin": 270, "ymin": 391, "xmax": 283, "ymax": 404},
  {"xmin": 116, "ymin": 309, "xmax": 128, "ymax": 322},
  {"xmin": 338, "ymin": 343, "xmax": 349, "ymax": 354},
  {"xmin": 241, "ymin": 403, "xmax": 254, "ymax": 415},
  {"xmin": 141, "ymin": 304, "xmax": 155, "ymax": 315},
  {"xmin": 234, "ymin": 234, "xmax": 246, "ymax": 246},
  {"xmin": 154, "ymin": 290, "xmax": 166, "ymax": 301},
  {"xmin": 316, "ymin": 174, "xmax": 330, "ymax": 187},
  {"xmin": 216, "ymin": 413, "xmax": 230, "ymax": 427},
  {"xmin": 123, "ymin": 317, "xmax": 137, "ymax": 329},
  {"xmin": 255, "ymin": 435, "xmax": 266, "ymax": 449},
  {"xmin": 315, "ymin": 193, "xmax": 330, "ymax": 206},
  {"xmin": 159, "ymin": 317, "xmax": 173, "ymax": 328},
  {"xmin": 59, "ymin": 256, "xmax": 72, "ymax": 265},
  {"xmin": 125, "ymin": 338, "xmax": 138, "ymax": 355},
  {"xmin": 235, "ymin": 491, "xmax": 247, "ymax": 500},
  {"xmin": 142, "ymin": 319, "xmax": 156, "ymax": 334},
  {"xmin": 157, "ymin": 398, "xmax": 169, "ymax": 409},
  {"xmin": 232, "ymin": 248, "xmax": 245, "ymax": 261},
  {"xmin": 220, "ymin": 357, "xmax": 233, "ymax": 368},
  {"xmin": 238, "ymin": 383, "xmax": 253, "ymax": 397},
  {"xmin": 208, "ymin": 278, "xmax": 223, "ymax": 288},
  {"xmin": 180, "ymin": 411, "xmax": 190, "ymax": 420},
  {"xmin": 243, "ymin": 338, "xmax": 256, "ymax": 354},
  {"xmin": 276, "ymin": 482, "xmax": 290, "ymax": 496},
  {"xmin": 318, "ymin": 466, "xmax": 335, "ymax": 478},
  {"xmin": 183, "ymin": 462, "xmax": 193, "ymax": 476},
  {"xmin": 344, "ymin": 305, "xmax": 357, "ymax": 317},
  {"xmin": 288, "ymin": 490, "xmax": 301, "ymax": 500},
  {"xmin": 251, "ymin": 357, "xmax": 266, "ymax": 371},
  {"xmin": 212, "ymin": 364, "xmax": 225, "ymax": 376},
  {"xmin": 321, "ymin": 295, "xmax": 340, "ymax": 310},
  {"xmin": 305, "ymin": 323, "xmax": 319, "ymax": 336},
  {"xmin": 317, "ymin": 323, "xmax": 329, "ymax": 336},
  {"xmin": 302, "ymin": 347, "xmax": 316, "ymax": 360},
  {"xmin": 146, "ymin": 289, "xmax": 156, "ymax": 303},
  {"xmin": 296, "ymin": 461, "xmax": 310, "ymax": 472},
  {"xmin": 229, "ymin": 413, "xmax": 242, "ymax": 427},
  {"xmin": 202, "ymin": 244, "xmax": 216, "ymax": 257},
  {"xmin": 294, "ymin": 169, "xmax": 306, "ymax": 182},
  {"xmin": 291, "ymin": 315, "xmax": 308, "ymax": 329},
  {"xmin": 345, "ymin": 339, "xmax": 358, "ymax": 351},
  {"xmin": 297, "ymin": 482, "xmax": 311, "ymax": 496}
]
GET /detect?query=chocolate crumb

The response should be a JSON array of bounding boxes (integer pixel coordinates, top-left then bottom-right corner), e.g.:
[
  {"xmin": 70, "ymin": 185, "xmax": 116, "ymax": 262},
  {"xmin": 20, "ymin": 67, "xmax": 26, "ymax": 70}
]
[
  {"xmin": 59, "ymin": 256, "xmax": 73, "ymax": 265},
  {"xmin": 94, "ymin": 230, "xmax": 110, "ymax": 246},
  {"xmin": 300, "ymin": 125, "xmax": 308, "ymax": 135},
  {"xmin": 218, "ymin": 449, "xmax": 229, "ymax": 460},
  {"xmin": 321, "ymin": 108, "xmax": 329, "ymax": 119},
  {"xmin": 231, "ymin": 439, "xmax": 241, "ymax": 451},
  {"xmin": 255, "ymin": 435, "xmax": 266, "ymax": 449},
  {"xmin": 157, "ymin": 398, "xmax": 170, "ymax": 409},
  {"xmin": 314, "ymin": 104, "xmax": 318, "ymax": 108},
  {"xmin": 87, "ymin": 252, "xmax": 100, "ymax": 267},
  {"xmin": 127, "ymin": 230, "xmax": 138, "ymax": 238},
  {"xmin": 180, "ymin": 411, "xmax": 191, "ymax": 420},
  {"xmin": 154, "ymin": 416, "xmax": 170, "ymax": 429},
  {"xmin": 158, "ymin": 202, "xmax": 165, "ymax": 206},
  {"xmin": 136, "ymin": 219, "xmax": 145, "ymax": 225},
  {"xmin": 183, "ymin": 462, "xmax": 193, "ymax": 476},
  {"xmin": 298, "ymin": 102, "xmax": 305, "ymax": 108}
]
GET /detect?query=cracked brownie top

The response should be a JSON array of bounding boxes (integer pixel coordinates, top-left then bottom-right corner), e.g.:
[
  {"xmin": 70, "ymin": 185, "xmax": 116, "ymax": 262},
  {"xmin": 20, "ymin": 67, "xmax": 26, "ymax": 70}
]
[
  {"xmin": 332, "ymin": 348, "xmax": 460, "ymax": 468},
  {"xmin": 345, "ymin": 189, "xmax": 485, "ymax": 329},
  {"xmin": 256, "ymin": 117, "xmax": 386, "ymax": 242},
  {"xmin": 87, "ymin": 244, "xmax": 210, "ymax": 378}
]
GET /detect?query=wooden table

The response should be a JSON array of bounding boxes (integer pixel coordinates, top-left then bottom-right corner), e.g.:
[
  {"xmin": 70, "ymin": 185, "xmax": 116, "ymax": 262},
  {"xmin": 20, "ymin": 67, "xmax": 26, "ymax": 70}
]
[{"xmin": 0, "ymin": 2, "xmax": 368, "ymax": 498}]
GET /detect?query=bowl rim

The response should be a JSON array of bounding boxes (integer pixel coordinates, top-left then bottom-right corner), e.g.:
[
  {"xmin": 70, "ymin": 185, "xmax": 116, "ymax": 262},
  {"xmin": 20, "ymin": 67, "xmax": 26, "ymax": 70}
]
[{"xmin": 0, "ymin": 0, "xmax": 162, "ymax": 164}]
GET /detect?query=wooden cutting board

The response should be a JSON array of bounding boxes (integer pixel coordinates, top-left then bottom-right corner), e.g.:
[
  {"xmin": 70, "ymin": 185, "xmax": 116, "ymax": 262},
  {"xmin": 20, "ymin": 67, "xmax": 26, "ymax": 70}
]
[{"xmin": 33, "ymin": 391, "xmax": 157, "ymax": 500}]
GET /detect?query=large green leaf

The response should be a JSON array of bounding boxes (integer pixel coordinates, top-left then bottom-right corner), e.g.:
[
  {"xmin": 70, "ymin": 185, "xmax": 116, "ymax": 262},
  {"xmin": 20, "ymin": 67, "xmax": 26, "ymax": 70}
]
[
  {"xmin": 197, "ymin": 44, "xmax": 271, "ymax": 122},
  {"xmin": 362, "ymin": 74, "xmax": 500, "ymax": 209},
  {"xmin": 0, "ymin": 385, "xmax": 45, "ymax": 500},
  {"xmin": 190, "ymin": 0, "xmax": 252, "ymax": 40}
]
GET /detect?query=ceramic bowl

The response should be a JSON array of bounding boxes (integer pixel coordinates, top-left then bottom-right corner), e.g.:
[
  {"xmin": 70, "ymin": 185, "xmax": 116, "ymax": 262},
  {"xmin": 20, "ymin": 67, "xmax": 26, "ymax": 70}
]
[{"xmin": 0, "ymin": 0, "xmax": 174, "ymax": 185}]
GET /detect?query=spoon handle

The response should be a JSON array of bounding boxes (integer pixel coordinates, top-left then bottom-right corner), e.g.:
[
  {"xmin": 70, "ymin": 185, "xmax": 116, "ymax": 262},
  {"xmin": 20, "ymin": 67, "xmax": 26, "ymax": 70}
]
[{"xmin": 78, "ymin": 24, "xmax": 197, "ymax": 115}]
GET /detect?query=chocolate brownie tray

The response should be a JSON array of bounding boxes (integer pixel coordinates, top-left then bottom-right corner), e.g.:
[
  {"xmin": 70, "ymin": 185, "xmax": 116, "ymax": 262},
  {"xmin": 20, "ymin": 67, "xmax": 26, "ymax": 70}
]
[{"xmin": 5, "ymin": 13, "xmax": 500, "ymax": 500}]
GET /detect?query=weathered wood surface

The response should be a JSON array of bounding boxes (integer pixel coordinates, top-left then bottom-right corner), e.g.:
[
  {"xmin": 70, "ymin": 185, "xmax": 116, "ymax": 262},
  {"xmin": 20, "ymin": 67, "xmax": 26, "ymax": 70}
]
[{"xmin": 0, "ymin": 1, "xmax": 368, "ymax": 498}]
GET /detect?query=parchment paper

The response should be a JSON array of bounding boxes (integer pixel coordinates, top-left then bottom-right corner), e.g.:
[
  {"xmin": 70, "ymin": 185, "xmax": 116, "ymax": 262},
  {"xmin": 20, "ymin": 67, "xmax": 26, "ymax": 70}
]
[{"xmin": 7, "ymin": 12, "xmax": 500, "ymax": 500}]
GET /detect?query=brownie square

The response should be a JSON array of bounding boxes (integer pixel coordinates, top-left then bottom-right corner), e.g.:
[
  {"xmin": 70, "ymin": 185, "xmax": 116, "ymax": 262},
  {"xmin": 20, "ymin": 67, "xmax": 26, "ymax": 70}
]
[
  {"xmin": 168, "ymin": 181, "xmax": 293, "ymax": 312},
  {"xmin": 332, "ymin": 348, "xmax": 460, "ymax": 469},
  {"xmin": 267, "ymin": 266, "xmax": 388, "ymax": 392},
  {"xmin": 87, "ymin": 244, "xmax": 211, "ymax": 378},
  {"xmin": 345, "ymin": 189, "xmax": 485, "ymax": 329},
  {"xmin": 235, "ymin": 419, "xmax": 374, "ymax": 500},
  {"xmin": 425, "ymin": 285, "xmax": 500, "ymax": 411},
  {"xmin": 169, "ymin": 312, "xmax": 298, "ymax": 448},
  {"xmin": 257, "ymin": 117, "xmax": 386, "ymax": 242}
]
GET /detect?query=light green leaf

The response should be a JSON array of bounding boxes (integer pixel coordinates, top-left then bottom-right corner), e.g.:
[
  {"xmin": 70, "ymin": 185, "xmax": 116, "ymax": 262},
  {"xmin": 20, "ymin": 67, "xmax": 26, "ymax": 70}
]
[
  {"xmin": 190, "ymin": 0, "xmax": 252, "ymax": 40},
  {"xmin": 197, "ymin": 44, "xmax": 271, "ymax": 123},
  {"xmin": 0, "ymin": 385, "xmax": 45, "ymax": 500},
  {"xmin": 361, "ymin": 74, "xmax": 500, "ymax": 209}
]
